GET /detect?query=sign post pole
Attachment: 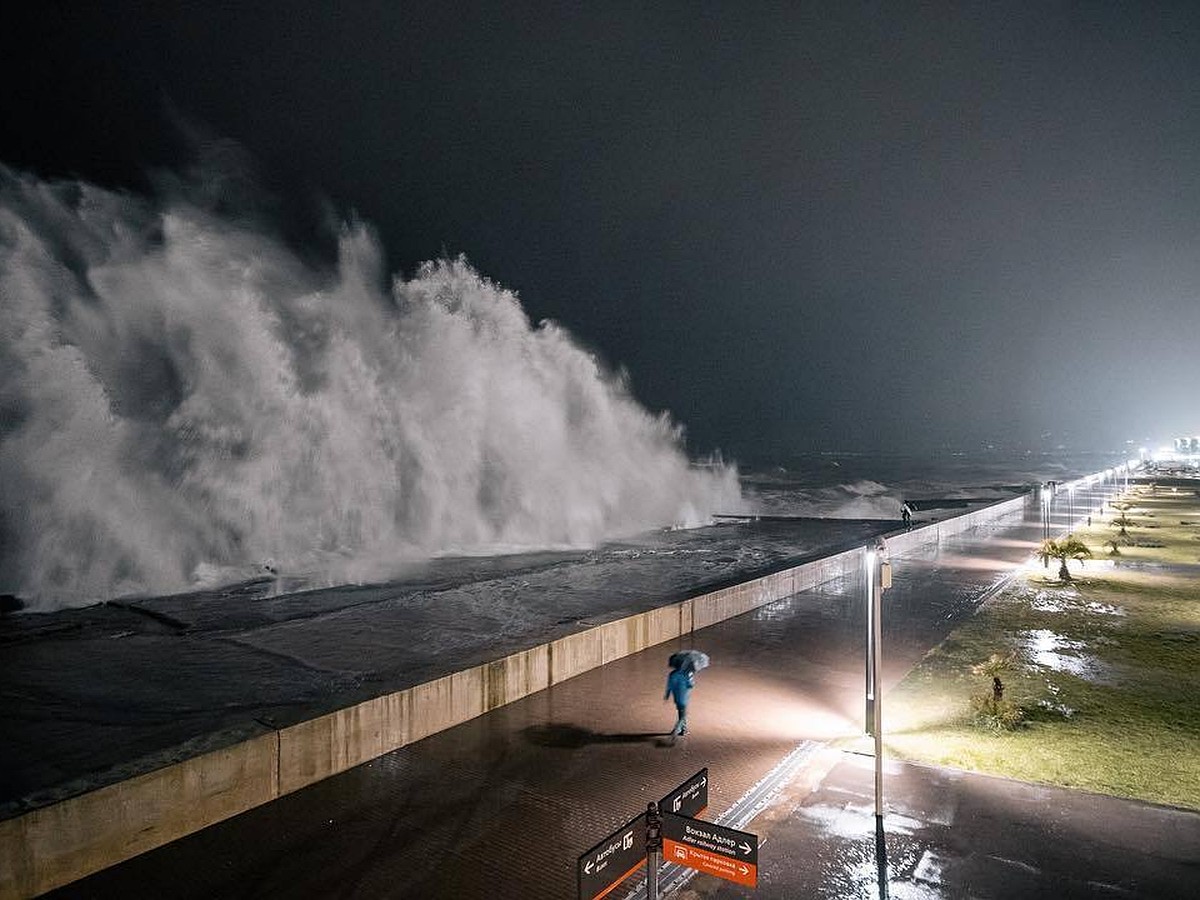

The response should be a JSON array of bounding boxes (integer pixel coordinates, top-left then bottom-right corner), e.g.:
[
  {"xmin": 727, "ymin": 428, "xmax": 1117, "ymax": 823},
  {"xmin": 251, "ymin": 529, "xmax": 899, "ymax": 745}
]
[{"xmin": 646, "ymin": 802, "xmax": 662, "ymax": 899}]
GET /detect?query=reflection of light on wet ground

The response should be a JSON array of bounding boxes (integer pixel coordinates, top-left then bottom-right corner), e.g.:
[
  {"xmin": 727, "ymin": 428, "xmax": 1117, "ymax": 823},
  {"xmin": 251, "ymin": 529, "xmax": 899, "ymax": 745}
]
[
  {"xmin": 781, "ymin": 707, "xmax": 860, "ymax": 740},
  {"xmin": 1037, "ymin": 698, "xmax": 1076, "ymax": 717},
  {"xmin": 1029, "ymin": 589, "xmax": 1078, "ymax": 612},
  {"xmin": 1027, "ymin": 628, "xmax": 1082, "ymax": 666},
  {"xmin": 755, "ymin": 597, "xmax": 796, "ymax": 620},
  {"xmin": 796, "ymin": 801, "xmax": 878, "ymax": 840},
  {"xmin": 1085, "ymin": 601, "xmax": 1125, "ymax": 616},
  {"xmin": 912, "ymin": 850, "xmax": 945, "ymax": 886},
  {"xmin": 796, "ymin": 802, "xmax": 947, "ymax": 898},
  {"xmin": 927, "ymin": 553, "xmax": 1015, "ymax": 574},
  {"xmin": 796, "ymin": 802, "xmax": 923, "ymax": 841},
  {"xmin": 1026, "ymin": 589, "xmax": 1124, "ymax": 617},
  {"xmin": 1021, "ymin": 629, "xmax": 1112, "ymax": 682},
  {"xmin": 889, "ymin": 882, "xmax": 946, "ymax": 899}
]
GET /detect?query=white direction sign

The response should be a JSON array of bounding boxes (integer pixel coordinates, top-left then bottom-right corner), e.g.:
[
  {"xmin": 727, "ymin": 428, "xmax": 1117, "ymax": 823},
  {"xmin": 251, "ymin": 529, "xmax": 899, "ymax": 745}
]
[
  {"xmin": 577, "ymin": 813, "xmax": 646, "ymax": 900},
  {"xmin": 659, "ymin": 767, "xmax": 708, "ymax": 820}
]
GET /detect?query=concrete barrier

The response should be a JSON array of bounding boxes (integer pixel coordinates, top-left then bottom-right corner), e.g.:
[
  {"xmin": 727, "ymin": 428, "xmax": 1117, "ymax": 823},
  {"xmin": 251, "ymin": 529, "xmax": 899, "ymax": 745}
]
[
  {"xmin": 885, "ymin": 494, "xmax": 1032, "ymax": 556},
  {"xmin": 0, "ymin": 732, "xmax": 279, "ymax": 900},
  {"xmin": 0, "ymin": 491, "xmax": 1039, "ymax": 899}
]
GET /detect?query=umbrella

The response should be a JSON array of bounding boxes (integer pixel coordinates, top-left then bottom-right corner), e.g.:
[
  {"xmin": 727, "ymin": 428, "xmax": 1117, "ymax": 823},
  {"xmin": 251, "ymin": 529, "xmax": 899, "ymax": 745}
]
[{"xmin": 669, "ymin": 650, "xmax": 710, "ymax": 673}]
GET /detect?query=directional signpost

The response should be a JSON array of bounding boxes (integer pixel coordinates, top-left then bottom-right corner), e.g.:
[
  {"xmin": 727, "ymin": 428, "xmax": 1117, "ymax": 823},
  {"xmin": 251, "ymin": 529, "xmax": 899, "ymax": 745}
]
[
  {"xmin": 661, "ymin": 812, "xmax": 758, "ymax": 889},
  {"xmin": 577, "ymin": 767, "xmax": 757, "ymax": 898},
  {"xmin": 659, "ymin": 767, "xmax": 708, "ymax": 820},
  {"xmin": 578, "ymin": 813, "xmax": 647, "ymax": 900}
]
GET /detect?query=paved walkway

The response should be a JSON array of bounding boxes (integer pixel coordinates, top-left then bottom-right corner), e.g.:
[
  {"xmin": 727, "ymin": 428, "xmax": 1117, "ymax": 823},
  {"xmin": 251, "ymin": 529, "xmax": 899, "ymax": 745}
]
[
  {"xmin": 692, "ymin": 752, "xmax": 1200, "ymax": 899},
  {"xmin": 44, "ymin": 504, "xmax": 1189, "ymax": 900}
]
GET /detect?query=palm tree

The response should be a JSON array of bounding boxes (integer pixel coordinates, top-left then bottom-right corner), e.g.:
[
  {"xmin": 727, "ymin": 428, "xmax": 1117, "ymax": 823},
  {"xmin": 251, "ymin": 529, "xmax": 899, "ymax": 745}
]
[
  {"xmin": 1110, "ymin": 502, "xmax": 1134, "ymax": 538},
  {"xmin": 1038, "ymin": 536, "xmax": 1092, "ymax": 582}
]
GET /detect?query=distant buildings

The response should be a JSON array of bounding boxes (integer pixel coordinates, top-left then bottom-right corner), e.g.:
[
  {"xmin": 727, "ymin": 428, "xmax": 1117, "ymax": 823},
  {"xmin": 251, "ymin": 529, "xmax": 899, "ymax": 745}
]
[{"xmin": 1174, "ymin": 436, "xmax": 1200, "ymax": 454}]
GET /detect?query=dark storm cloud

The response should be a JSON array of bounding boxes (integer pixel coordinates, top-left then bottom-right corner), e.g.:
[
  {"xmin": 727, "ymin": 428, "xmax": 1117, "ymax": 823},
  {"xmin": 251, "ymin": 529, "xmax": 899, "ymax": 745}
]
[{"xmin": 3, "ymin": 1, "xmax": 1198, "ymax": 458}]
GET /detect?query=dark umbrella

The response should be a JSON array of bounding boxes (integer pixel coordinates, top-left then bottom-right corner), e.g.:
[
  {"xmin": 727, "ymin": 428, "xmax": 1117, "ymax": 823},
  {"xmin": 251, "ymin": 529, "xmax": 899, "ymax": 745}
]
[{"xmin": 668, "ymin": 650, "xmax": 710, "ymax": 673}]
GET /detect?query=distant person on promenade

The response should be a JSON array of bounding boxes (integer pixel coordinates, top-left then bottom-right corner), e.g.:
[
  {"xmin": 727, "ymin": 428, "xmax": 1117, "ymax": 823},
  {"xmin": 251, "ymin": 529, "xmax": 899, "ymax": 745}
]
[
  {"xmin": 901, "ymin": 503, "xmax": 912, "ymax": 528},
  {"xmin": 665, "ymin": 660, "xmax": 695, "ymax": 737}
]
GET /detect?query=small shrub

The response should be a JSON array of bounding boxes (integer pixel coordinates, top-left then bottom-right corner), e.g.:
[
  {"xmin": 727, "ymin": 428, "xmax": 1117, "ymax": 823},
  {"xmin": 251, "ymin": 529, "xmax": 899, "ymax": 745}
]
[
  {"xmin": 971, "ymin": 651, "xmax": 1019, "ymax": 700},
  {"xmin": 969, "ymin": 693, "xmax": 1024, "ymax": 732}
]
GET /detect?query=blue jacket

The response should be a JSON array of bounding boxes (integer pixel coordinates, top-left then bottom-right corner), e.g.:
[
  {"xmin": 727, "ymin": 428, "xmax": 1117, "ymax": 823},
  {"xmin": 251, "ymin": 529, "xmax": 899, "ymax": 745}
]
[{"xmin": 665, "ymin": 668, "xmax": 694, "ymax": 707}]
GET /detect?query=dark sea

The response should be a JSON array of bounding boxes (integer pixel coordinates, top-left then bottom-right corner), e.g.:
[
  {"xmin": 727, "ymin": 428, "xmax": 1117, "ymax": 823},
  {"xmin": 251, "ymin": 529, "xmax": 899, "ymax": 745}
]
[{"xmin": 737, "ymin": 447, "xmax": 1128, "ymax": 518}]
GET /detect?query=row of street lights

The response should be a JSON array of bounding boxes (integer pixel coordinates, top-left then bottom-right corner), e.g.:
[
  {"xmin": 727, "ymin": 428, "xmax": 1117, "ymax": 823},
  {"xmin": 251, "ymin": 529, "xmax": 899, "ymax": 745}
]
[
  {"xmin": 1041, "ymin": 463, "xmax": 1138, "ymax": 544},
  {"xmin": 868, "ymin": 463, "xmax": 1141, "ymax": 824}
]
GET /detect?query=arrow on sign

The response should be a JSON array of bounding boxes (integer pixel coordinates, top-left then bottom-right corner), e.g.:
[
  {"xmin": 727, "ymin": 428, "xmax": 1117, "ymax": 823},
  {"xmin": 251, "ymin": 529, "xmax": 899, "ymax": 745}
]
[
  {"xmin": 584, "ymin": 861, "xmax": 594, "ymax": 874},
  {"xmin": 739, "ymin": 864, "xmax": 749, "ymax": 876},
  {"xmin": 739, "ymin": 842, "xmax": 752, "ymax": 855}
]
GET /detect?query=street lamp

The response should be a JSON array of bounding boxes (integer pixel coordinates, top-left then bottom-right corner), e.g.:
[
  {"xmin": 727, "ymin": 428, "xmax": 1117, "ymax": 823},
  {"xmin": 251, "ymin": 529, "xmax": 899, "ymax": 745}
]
[
  {"xmin": 1041, "ymin": 482, "xmax": 1054, "ymax": 545},
  {"xmin": 864, "ymin": 539, "xmax": 891, "ymax": 819}
]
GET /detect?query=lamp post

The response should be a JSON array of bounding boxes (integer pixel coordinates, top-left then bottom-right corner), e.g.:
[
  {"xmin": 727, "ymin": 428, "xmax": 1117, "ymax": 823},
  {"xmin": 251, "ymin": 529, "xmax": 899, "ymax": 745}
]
[
  {"xmin": 864, "ymin": 539, "xmax": 891, "ymax": 819},
  {"xmin": 1041, "ymin": 482, "xmax": 1053, "ymax": 545}
]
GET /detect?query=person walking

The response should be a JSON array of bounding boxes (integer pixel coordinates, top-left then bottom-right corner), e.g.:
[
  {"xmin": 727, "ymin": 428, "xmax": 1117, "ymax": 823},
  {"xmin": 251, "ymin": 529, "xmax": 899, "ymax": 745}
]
[{"xmin": 664, "ymin": 661, "xmax": 695, "ymax": 737}]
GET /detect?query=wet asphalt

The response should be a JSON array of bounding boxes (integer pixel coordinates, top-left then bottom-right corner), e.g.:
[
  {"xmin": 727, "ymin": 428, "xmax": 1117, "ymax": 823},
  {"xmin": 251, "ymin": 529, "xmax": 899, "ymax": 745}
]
[{"xmin": 45, "ymin": 485, "xmax": 1200, "ymax": 900}]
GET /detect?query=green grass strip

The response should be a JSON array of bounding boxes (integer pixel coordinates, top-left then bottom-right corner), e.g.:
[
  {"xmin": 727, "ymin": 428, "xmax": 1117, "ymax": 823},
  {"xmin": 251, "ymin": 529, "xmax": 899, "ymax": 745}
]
[{"xmin": 882, "ymin": 484, "xmax": 1200, "ymax": 810}]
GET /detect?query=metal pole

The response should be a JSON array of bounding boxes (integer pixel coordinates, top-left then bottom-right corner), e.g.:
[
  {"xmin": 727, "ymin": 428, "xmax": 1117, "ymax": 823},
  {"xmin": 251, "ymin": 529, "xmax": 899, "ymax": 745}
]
[
  {"xmin": 872, "ymin": 557, "xmax": 884, "ymax": 818},
  {"xmin": 646, "ymin": 802, "xmax": 662, "ymax": 900},
  {"xmin": 865, "ymin": 550, "xmax": 875, "ymax": 734}
]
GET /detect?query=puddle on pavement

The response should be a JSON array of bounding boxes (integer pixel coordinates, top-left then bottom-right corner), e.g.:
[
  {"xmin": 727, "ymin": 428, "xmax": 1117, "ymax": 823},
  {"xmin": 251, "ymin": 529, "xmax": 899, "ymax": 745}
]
[
  {"xmin": 803, "ymin": 820, "xmax": 946, "ymax": 899},
  {"xmin": 1020, "ymin": 629, "xmax": 1112, "ymax": 683}
]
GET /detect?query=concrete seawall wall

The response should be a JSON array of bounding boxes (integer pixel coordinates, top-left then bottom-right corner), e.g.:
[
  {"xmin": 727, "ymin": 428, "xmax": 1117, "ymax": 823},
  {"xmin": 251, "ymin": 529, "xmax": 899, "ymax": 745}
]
[
  {"xmin": 0, "ymin": 494, "xmax": 1033, "ymax": 899},
  {"xmin": 884, "ymin": 493, "xmax": 1031, "ymax": 556}
]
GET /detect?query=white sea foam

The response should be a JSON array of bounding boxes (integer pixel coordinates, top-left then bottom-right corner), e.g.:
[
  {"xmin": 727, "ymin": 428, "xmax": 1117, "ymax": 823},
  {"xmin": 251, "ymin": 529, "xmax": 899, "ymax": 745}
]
[{"xmin": 0, "ymin": 166, "xmax": 742, "ymax": 609}]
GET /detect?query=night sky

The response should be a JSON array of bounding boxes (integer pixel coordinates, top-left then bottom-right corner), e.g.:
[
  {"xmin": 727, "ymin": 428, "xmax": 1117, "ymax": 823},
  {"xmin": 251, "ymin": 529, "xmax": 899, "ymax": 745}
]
[{"xmin": 4, "ymin": 2, "xmax": 1198, "ymax": 462}]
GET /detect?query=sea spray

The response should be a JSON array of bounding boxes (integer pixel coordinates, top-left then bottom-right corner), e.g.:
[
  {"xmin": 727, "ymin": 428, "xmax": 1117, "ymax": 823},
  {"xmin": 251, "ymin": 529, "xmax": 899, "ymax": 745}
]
[{"xmin": 0, "ymin": 166, "xmax": 743, "ymax": 609}]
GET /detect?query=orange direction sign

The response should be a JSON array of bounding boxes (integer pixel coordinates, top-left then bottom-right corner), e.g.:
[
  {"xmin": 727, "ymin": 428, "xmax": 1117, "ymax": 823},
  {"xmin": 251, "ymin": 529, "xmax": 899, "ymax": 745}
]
[
  {"xmin": 661, "ymin": 813, "xmax": 758, "ymax": 889},
  {"xmin": 577, "ymin": 813, "xmax": 646, "ymax": 900}
]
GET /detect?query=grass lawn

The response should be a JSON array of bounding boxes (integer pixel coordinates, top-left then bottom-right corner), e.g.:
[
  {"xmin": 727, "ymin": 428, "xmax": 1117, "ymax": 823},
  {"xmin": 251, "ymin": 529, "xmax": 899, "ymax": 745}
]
[{"xmin": 880, "ymin": 483, "xmax": 1200, "ymax": 810}]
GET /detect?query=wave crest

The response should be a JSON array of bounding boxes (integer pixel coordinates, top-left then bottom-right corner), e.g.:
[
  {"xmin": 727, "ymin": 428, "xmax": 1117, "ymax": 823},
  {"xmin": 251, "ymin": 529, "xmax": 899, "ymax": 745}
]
[{"xmin": 0, "ymin": 167, "xmax": 741, "ymax": 608}]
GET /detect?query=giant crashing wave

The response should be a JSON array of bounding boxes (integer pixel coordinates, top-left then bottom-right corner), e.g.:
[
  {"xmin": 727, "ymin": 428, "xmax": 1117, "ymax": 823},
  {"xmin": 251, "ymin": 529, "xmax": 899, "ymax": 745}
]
[{"xmin": 0, "ymin": 165, "xmax": 742, "ymax": 610}]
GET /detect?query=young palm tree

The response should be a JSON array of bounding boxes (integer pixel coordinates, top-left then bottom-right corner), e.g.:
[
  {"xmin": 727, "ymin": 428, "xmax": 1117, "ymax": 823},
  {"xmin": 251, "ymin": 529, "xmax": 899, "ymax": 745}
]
[
  {"xmin": 1110, "ymin": 502, "xmax": 1134, "ymax": 538},
  {"xmin": 1038, "ymin": 536, "xmax": 1092, "ymax": 581}
]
